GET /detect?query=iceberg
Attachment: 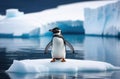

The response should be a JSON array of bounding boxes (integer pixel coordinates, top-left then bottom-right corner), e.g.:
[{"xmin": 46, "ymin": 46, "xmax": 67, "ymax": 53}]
[
  {"xmin": 84, "ymin": 1, "xmax": 120, "ymax": 36},
  {"xmin": 6, "ymin": 9, "xmax": 24, "ymax": 18},
  {"xmin": 0, "ymin": 1, "xmax": 118, "ymax": 37},
  {"xmin": 0, "ymin": 15, "xmax": 5, "ymax": 20},
  {"xmin": 0, "ymin": 9, "xmax": 40, "ymax": 37},
  {"xmin": 6, "ymin": 59, "xmax": 120, "ymax": 73},
  {"xmin": 40, "ymin": 20, "xmax": 84, "ymax": 35},
  {"xmin": 29, "ymin": 27, "xmax": 40, "ymax": 37},
  {"xmin": 0, "ymin": 9, "xmax": 84, "ymax": 37}
]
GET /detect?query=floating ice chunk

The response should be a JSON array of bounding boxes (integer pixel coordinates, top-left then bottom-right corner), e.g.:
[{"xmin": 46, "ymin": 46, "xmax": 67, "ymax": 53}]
[
  {"xmin": 6, "ymin": 9, "xmax": 24, "ymax": 18},
  {"xmin": 6, "ymin": 59, "xmax": 120, "ymax": 73}
]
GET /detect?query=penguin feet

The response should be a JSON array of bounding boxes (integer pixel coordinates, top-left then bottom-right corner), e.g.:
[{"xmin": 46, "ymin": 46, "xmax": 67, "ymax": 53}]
[
  {"xmin": 51, "ymin": 58, "xmax": 56, "ymax": 62},
  {"xmin": 61, "ymin": 58, "xmax": 66, "ymax": 62},
  {"xmin": 51, "ymin": 58, "xmax": 66, "ymax": 62}
]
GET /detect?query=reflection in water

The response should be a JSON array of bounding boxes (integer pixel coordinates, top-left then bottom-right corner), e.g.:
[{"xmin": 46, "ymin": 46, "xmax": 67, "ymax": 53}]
[
  {"xmin": 0, "ymin": 38, "xmax": 41, "ymax": 51},
  {"xmin": 0, "ymin": 36, "xmax": 120, "ymax": 64},
  {"xmin": 84, "ymin": 37, "xmax": 106, "ymax": 61},
  {"xmin": 84, "ymin": 36, "xmax": 120, "ymax": 66},
  {"xmin": 0, "ymin": 35, "xmax": 120, "ymax": 79},
  {"xmin": 7, "ymin": 72, "xmax": 114, "ymax": 79},
  {"xmin": 0, "ymin": 35, "xmax": 120, "ymax": 66},
  {"xmin": 103, "ymin": 38, "xmax": 120, "ymax": 66},
  {"xmin": 0, "ymin": 35, "xmax": 85, "ymax": 51}
]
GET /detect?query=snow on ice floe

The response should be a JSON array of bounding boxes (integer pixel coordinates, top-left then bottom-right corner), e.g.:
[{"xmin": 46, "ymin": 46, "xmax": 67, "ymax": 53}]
[{"xmin": 6, "ymin": 59, "xmax": 120, "ymax": 73}]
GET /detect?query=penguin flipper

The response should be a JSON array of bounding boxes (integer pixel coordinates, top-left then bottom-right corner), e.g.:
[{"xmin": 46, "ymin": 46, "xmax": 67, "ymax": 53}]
[
  {"xmin": 44, "ymin": 41, "xmax": 52, "ymax": 54},
  {"xmin": 65, "ymin": 40, "xmax": 75, "ymax": 53}
]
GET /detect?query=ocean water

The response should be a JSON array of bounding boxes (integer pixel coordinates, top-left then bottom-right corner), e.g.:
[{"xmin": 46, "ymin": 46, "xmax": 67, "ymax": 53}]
[{"xmin": 0, "ymin": 35, "xmax": 120, "ymax": 79}]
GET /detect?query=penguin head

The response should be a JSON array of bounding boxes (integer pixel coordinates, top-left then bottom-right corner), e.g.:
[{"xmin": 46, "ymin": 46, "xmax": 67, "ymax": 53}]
[{"xmin": 49, "ymin": 27, "xmax": 61, "ymax": 34}]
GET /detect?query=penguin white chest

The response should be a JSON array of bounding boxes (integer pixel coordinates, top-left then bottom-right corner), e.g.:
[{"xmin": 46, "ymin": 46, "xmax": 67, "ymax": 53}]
[{"xmin": 51, "ymin": 37, "xmax": 66, "ymax": 58}]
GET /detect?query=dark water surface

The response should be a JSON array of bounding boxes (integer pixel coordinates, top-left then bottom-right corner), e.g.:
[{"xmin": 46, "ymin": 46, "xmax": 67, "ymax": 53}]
[{"xmin": 0, "ymin": 35, "xmax": 120, "ymax": 79}]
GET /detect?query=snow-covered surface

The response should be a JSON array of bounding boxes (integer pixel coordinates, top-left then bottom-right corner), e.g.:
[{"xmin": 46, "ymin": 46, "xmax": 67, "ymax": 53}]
[
  {"xmin": 84, "ymin": 1, "xmax": 120, "ymax": 36},
  {"xmin": 0, "ymin": 15, "xmax": 5, "ymax": 20},
  {"xmin": 0, "ymin": 1, "xmax": 117, "ymax": 36},
  {"xmin": 0, "ymin": 9, "xmax": 40, "ymax": 36},
  {"xmin": 6, "ymin": 9, "xmax": 24, "ymax": 18},
  {"xmin": 6, "ymin": 59, "xmax": 120, "ymax": 73}
]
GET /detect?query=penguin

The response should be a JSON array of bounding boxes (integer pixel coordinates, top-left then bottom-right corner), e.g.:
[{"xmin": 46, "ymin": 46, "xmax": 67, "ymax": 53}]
[{"xmin": 44, "ymin": 27, "xmax": 75, "ymax": 62}]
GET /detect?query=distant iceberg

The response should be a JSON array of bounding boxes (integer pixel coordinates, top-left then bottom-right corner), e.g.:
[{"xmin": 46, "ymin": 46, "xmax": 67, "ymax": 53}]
[
  {"xmin": 6, "ymin": 9, "xmax": 24, "ymax": 18},
  {"xmin": 0, "ymin": 9, "xmax": 84, "ymax": 37},
  {"xmin": 84, "ymin": 1, "xmax": 120, "ymax": 36},
  {"xmin": 6, "ymin": 59, "xmax": 120, "ymax": 73},
  {"xmin": 40, "ymin": 20, "xmax": 84, "ymax": 35},
  {"xmin": 0, "ymin": 15, "xmax": 5, "ymax": 21},
  {"xmin": 0, "ymin": 1, "xmax": 119, "ymax": 37},
  {"xmin": 0, "ymin": 9, "xmax": 40, "ymax": 37}
]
